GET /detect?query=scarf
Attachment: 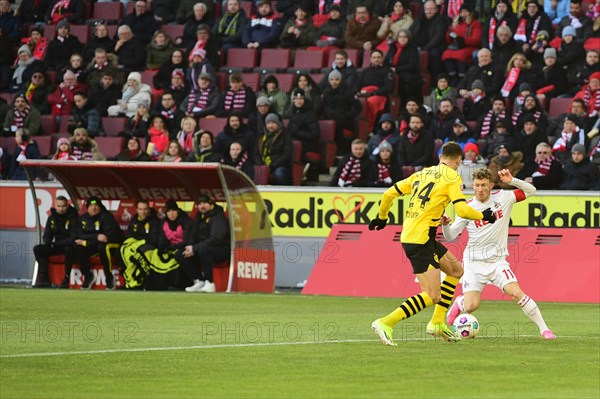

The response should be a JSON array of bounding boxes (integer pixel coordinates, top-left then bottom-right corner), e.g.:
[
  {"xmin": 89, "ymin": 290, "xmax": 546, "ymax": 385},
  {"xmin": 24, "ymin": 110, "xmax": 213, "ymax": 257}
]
[
  {"xmin": 50, "ymin": 0, "xmax": 71, "ymax": 23},
  {"xmin": 261, "ymin": 132, "xmax": 275, "ymax": 165},
  {"xmin": 149, "ymin": 127, "xmax": 168, "ymax": 154},
  {"xmin": 31, "ymin": 37, "xmax": 48, "ymax": 61},
  {"xmin": 12, "ymin": 105, "xmax": 30, "ymax": 128},
  {"xmin": 552, "ymin": 128, "xmax": 578, "ymax": 153},
  {"xmin": 161, "ymin": 154, "xmax": 182, "ymax": 162},
  {"xmin": 161, "ymin": 106, "xmax": 177, "ymax": 120},
  {"xmin": 480, "ymin": 110, "xmax": 506, "ymax": 138},
  {"xmin": 488, "ymin": 18, "xmax": 507, "ymax": 49},
  {"xmin": 318, "ymin": 0, "xmax": 342, "ymax": 15},
  {"xmin": 13, "ymin": 58, "xmax": 34, "ymax": 85},
  {"xmin": 514, "ymin": 16, "xmax": 540, "ymax": 43},
  {"xmin": 435, "ymin": 87, "xmax": 450, "ymax": 102},
  {"xmin": 223, "ymin": 151, "xmax": 248, "ymax": 171},
  {"xmin": 501, "ymin": 67, "xmax": 521, "ymax": 97},
  {"xmin": 178, "ymin": 131, "xmax": 194, "ymax": 154},
  {"xmin": 376, "ymin": 163, "xmax": 392, "ymax": 185},
  {"xmin": 186, "ymin": 87, "xmax": 212, "ymax": 113},
  {"xmin": 189, "ymin": 39, "xmax": 206, "ymax": 62},
  {"xmin": 217, "ymin": 11, "xmax": 241, "ymax": 36},
  {"xmin": 512, "ymin": 110, "xmax": 541, "ymax": 127},
  {"xmin": 355, "ymin": 15, "xmax": 370, "ymax": 25},
  {"xmin": 338, "ymin": 156, "xmax": 362, "ymax": 186},
  {"xmin": 583, "ymin": 85, "xmax": 600, "ymax": 115},
  {"xmin": 447, "ymin": 0, "xmax": 463, "ymax": 19},
  {"xmin": 195, "ymin": 146, "xmax": 214, "ymax": 162},
  {"xmin": 122, "ymin": 85, "xmax": 138, "ymax": 103},
  {"xmin": 163, "ymin": 221, "xmax": 184, "ymax": 245},
  {"xmin": 54, "ymin": 150, "xmax": 72, "ymax": 160},
  {"xmin": 407, "ymin": 129, "xmax": 420, "ymax": 144},
  {"xmin": 94, "ymin": 61, "xmax": 108, "ymax": 71},
  {"xmin": 224, "ymin": 87, "xmax": 246, "ymax": 111},
  {"xmin": 392, "ymin": 43, "xmax": 405, "ymax": 67},
  {"xmin": 251, "ymin": 16, "xmax": 273, "ymax": 27},
  {"xmin": 536, "ymin": 155, "xmax": 555, "ymax": 175},
  {"xmin": 295, "ymin": 18, "xmax": 307, "ymax": 27}
]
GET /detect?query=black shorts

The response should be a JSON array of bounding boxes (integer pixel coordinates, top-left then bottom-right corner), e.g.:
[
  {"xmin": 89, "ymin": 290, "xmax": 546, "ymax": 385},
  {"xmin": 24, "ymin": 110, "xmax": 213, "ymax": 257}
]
[{"xmin": 402, "ymin": 228, "xmax": 448, "ymax": 274}]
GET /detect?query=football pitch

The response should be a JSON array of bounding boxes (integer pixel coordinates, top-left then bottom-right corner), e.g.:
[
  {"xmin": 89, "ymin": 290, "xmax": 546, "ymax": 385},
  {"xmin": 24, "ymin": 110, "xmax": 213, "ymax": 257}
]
[{"xmin": 0, "ymin": 288, "xmax": 598, "ymax": 399}]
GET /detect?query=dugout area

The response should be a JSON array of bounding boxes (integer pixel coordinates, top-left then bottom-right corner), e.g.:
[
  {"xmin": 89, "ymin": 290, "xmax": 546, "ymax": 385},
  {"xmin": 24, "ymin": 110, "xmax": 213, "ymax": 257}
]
[{"xmin": 20, "ymin": 161, "xmax": 275, "ymax": 293}]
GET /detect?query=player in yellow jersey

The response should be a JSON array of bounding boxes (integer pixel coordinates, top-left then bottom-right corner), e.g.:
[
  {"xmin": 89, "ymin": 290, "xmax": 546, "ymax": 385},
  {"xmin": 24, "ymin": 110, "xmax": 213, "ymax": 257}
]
[{"xmin": 369, "ymin": 141, "xmax": 497, "ymax": 345}]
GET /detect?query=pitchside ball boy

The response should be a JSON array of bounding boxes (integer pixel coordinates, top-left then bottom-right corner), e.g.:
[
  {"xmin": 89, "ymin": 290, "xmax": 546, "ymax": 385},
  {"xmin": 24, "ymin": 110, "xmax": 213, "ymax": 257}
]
[
  {"xmin": 369, "ymin": 142, "xmax": 497, "ymax": 345},
  {"xmin": 442, "ymin": 168, "xmax": 555, "ymax": 339}
]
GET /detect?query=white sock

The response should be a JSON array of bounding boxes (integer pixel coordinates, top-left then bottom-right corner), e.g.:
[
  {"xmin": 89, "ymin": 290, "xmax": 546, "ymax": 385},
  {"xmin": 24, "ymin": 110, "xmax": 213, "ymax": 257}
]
[{"xmin": 518, "ymin": 295, "xmax": 549, "ymax": 333}]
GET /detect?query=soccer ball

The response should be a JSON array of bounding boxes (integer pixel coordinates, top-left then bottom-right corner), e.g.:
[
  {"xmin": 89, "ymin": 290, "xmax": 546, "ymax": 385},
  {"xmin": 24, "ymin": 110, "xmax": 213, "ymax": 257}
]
[{"xmin": 453, "ymin": 314, "xmax": 480, "ymax": 339}]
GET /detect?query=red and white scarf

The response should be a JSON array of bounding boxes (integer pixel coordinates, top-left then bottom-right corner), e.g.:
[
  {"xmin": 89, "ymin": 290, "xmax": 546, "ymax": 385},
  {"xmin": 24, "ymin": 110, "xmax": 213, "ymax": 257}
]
[
  {"xmin": 223, "ymin": 151, "xmax": 249, "ymax": 171},
  {"xmin": 501, "ymin": 67, "xmax": 521, "ymax": 97},
  {"xmin": 161, "ymin": 106, "xmax": 177, "ymax": 121},
  {"xmin": 178, "ymin": 132, "xmax": 194, "ymax": 154},
  {"xmin": 447, "ymin": 0, "xmax": 463, "ymax": 19},
  {"xmin": 407, "ymin": 129, "xmax": 419, "ymax": 144},
  {"xmin": 12, "ymin": 105, "xmax": 30, "ymax": 128},
  {"xmin": 583, "ymin": 85, "xmax": 600, "ymax": 115},
  {"xmin": 50, "ymin": 0, "xmax": 71, "ymax": 23},
  {"xmin": 536, "ymin": 155, "xmax": 555, "ymax": 175},
  {"xmin": 318, "ymin": 0, "xmax": 341, "ymax": 15},
  {"xmin": 552, "ymin": 129, "xmax": 578, "ymax": 153},
  {"xmin": 488, "ymin": 18, "xmax": 507, "ymax": 49},
  {"xmin": 481, "ymin": 110, "xmax": 506, "ymax": 138},
  {"xmin": 186, "ymin": 87, "xmax": 212, "ymax": 113},
  {"xmin": 339, "ymin": 156, "xmax": 362, "ymax": 185},
  {"xmin": 224, "ymin": 87, "xmax": 246, "ymax": 111},
  {"xmin": 376, "ymin": 163, "xmax": 392, "ymax": 185},
  {"xmin": 514, "ymin": 16, "xmax": 540, "ymax": 43},
  {"xmin": 512, "ymin": 110, "xmax": 541, "ymax": 127}
]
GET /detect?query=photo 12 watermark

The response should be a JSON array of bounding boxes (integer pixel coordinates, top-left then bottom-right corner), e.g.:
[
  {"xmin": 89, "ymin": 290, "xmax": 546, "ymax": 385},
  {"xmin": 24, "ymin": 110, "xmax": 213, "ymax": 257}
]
[
  {"xmin": 200, "ymin": 322, "xmax": 340, "ymax": 344},
  {"xmin": 1, "ymin": 321, "xmax": 140, "ymax": 344}
]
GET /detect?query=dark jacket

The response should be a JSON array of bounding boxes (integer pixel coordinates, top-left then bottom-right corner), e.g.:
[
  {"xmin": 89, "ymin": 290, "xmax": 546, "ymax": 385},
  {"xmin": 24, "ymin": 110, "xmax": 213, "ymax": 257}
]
[
  {"xmin": 242, "ymin": 14, "xmax": 284, "ymax": 47},
  {"xmin": 116, "ymin": 37, "xmax": 147, "ymax": 71},
  {"xmin": 430, "ymin": 109, "xmax": 461, "ymax": 141},
  {"xmin": 114, "ymin": 149, "xmax": 152, "ymax": 162},
  {"xmin": 559, "ymin": 158, "xmax": 600, "ymax": 190},
  {"xmin": 8, "ymin": 140, "xmax": 41, "ymax": 180},
  {"xmin": 491, "ymin": 38, "xmax": 520, "ymax": 70},
  {"xmin": 459, "ymin": 63, "xmax": 503, "ymax": 96},
  {"xmin": 367, "ymin": 113, "xmax": 401, "ymax": 161},
  {"xmin": 220, "ymin": 150, "xmax": 255, "ymax": 181},
  {"xmin": 316, "ymin": 16, "xmax": 346, "ymax": 47},
  {"xmin": 179, "ymin": 84, "xmax": 220, "ymax": 119},
  {"xmin": 384, "ymin": 42, "xmax": 422, "ymax": 85},
  {"xmin": 158, "ymin": 211, "xmax": 193, "ymax": 251},
  {"xmin": 369, "ymin": 156, "xmax": 402, "ymax": 187},
  {"xmin": 321, "ymin": 82, "xmax": 363, "ymax": 131},
  {"xmin": 71, "ymin": 102, "xmax": 101, "ymax": 137},
  {"xmin": 286, "ymin": 100, "xmax": 321, "ymax": 154},
  {"xmin": 154, "ymin": 62, "xmax": 188, "ymax": 91},
  {"xmin": 42, "ymin": 205, "xmax": 78, "ymax": 247},
  {"xmin": 330, "ymin": 152, "xmax": 374, "ymax": 187},
  {"xmin": 89, "ymin": 82, "xmax": 120, "ymax": 117},
  {"xmin": 517, "ymin": 158, "xmax": 563, "ymax": 189},
  {"xmin": 150, "ymin": 0, "xmax": 177, "ymax": 24},
  {"xmin": 77, "ymin": 207, "xmax": 122, "ymax": 247},
  {"xmin": 356, "ymin": 65, "xmax": 395, "ymax": 96},
  {"xmin": 216, "ymin": 85, "xmax": 256, "ymax": 118},
  {"xmin": 212, "ymin": 10, "xmax": 248, "ymax": 46},
  {"xmin": 514, "ymin": 128, "xmax": 548, "ymax": 164},
  {"xmin": 536, "ymin": 63, "xmax": 567, "ymax": 99},
  {"xmin": 397, "ymin": 128, "xmax": 434, "ymax": 167},
  {"xmin": 126, "ymin": 210, "xmax": 161, "ymax": 247},
  {"xmin": 119, "ymin": 11, "xmax": 160, "ymax": 44},
  {"xmin": 18, "ymin": 0, "xmax": 51, "ymax": 24},
  {"xmin": 44, "ymin": 35, "xmax": 82, "ymax": 71},
  {"xmin": 181, "ymin": 14, "xmax": 215, "ymax": 50},
  {"xmin": 214, "ymin": 114, "xmax": 256, "ymax": 157},
  {"xmin": 82, "ymin": 36, "xmax": 116, "ymax": 63},
  {"xmin": 319, "ymin": 62, "xmax": 358, "ymax": 93},
  {"xmin": 45, "ymin": 0, "xmax": 85, "ymax": 24},
  {"xmin": 17, "ymin": 81, "xmax": 54, "ymax": 115},
  {"xmin": 410, "ymin": 12, "xmax": 447, "ymax": 50},
  {"xmin": 256, "ymin": 126, "xmax": 293, "ymax": 171},
  {"xmin": 190, "ymin": 204, "xmax": 230, "ymax": 251}
]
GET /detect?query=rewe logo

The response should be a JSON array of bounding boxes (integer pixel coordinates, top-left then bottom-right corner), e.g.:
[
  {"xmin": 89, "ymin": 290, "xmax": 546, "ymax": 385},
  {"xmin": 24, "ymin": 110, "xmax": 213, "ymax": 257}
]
[{"xmin": 237, "ymin": 262, "xmax": 268, "ymax": 280}]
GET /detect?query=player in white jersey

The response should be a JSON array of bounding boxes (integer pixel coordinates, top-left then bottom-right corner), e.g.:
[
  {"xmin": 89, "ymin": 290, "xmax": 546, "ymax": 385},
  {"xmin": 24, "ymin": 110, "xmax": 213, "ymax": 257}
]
[{"xmin": 441, "ymin": 168, "xmax": 556, "ymax": 340}]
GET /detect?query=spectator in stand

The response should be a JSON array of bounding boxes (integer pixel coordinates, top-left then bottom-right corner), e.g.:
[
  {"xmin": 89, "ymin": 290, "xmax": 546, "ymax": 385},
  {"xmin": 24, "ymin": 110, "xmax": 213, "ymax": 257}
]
[
  {"xmin": 107, "ymin": 72, "xmax": 152, "ymax": 118},
  {"xmin": 248, "ymin": 96, "xmax": 276, "ymax": 136},
  {"xmin": 550, "ymin": 98, "xmax": 591, "ymax": 137},
  {"xmin": 535, "ymin": 47, "xmax": 568, "ymax": 103},
  {"xmin": 70, "ymin": 127, "xmax": 105, "ymax": 160},
  {"xmin": 89, "ymin": 71, "xmax": 120, "ymax": 117},
  {"xmin": 312, "ymin": 4, "xmax": 347, "ymax": 50},
  {"xmin": 479, "ymin": 97, "xmax": 511, "ymax": 142},
  {"xmin": 331, "ymin": 138, "xmax": 374, "ymax": 187},
  {"xmin": 8, "ymin": 128, "xmax": 41, "ymax": 180},
  {"xmin": 113, "ymin": 137, "xmax": 152, "ymax": 161},
  {"xmin": 275, "ymin": 0, "xmax": 313, "ymax": 21},
  {"xmin": 501, "ymin": 52, "xmax": 536, "ymax": 102},
  {"xmin": 290, "ymin": 73, "xmax": 323, "ymax": 116},
  {"xmin": 186, "ymin": 24, "xmax": 221, "ymax": 68},
  {"xmin": 557, "ymin": 0, "xmax": 593, "ymax": 40},
  {"xmin": 560, "ymin": 143, "xmax": 600, "ymax": 189},
  {"xmin": 443, "ymin": 116, "xmax": 478, "ymax": 150},
  {"xmin": 572, "ymin": 71, "xmax": 600, "ymax": 118},
  {"xmin": 3, "ymin": 94, "xmax": 41, "ymax": 136},
  {"xmin": 185, "ymin": 48, "xmax": 216, "ymax": 91},
  {"xmin": 344, "ymin": 5, "xmax": 382, "ymax": 51},
  {"xmin": 355, "ymin": 49, "xmax": 395, "ymax": 132},
  {"xmin": 376, "ymin": 0, "xmax": 414, "ymax": 53},
  {"xmin": 214, "ymin": 111, "xmax": 255, "ymax": 157},
  {"xmin": 256, "ymin": 113, "xmax": 293, "ymax": 185},
  {"xmin": 0, "ymin": 0, "xmax": 20, "ymax": 44},
  {"xmin": 20, "ymin": 27, "xmax": 48, "ymax": 63},
  {"xmin": 216, "ymin": 72, "xmax": 256, "ymax": 118},
  {"xmin": 318, "ymin": 49, "xmax": 358, "ymax": 93},
  {"xmin": 45, "ymin": 0, "xmax": 85, "ymax": 24},
  {"xmin": 32, "ymin": 195, "xmax": 77, "ymax": 288},
  {"xmin": 458, "ymin": 142, "xmax": 488, "ymax": 189},
  {"xmin": 212, "ymin": 0, "xmax": 248, "ymax": 53},
  {"xmin": 150, "ymin": 0, "xmax": 177, "ymax": 25},
  {"xmin": 369, "ymin": 141, "xmax": 402, "ymax": 187},
  {"xmin": 119, "ymin": 0, "xmax": 160, "ymax": 44},
  {"xmin": 69, "ymin": 92, "xmax": 101, "ymax": 137},
  {"xmin": 567, "ymin": 49, "xmax": 600, "ymax": 96},
  {"xmin": 180, "ymin": 73, "xmax": 220, "ymax": 119},
  {"xmin": 523, "ymin": 29, "xmax": 551, "ymax": 71},
  {"xmin": 428, "ymin": 74, "xmax": 457, "ymax": 115},
  {"xmin": 482, "ymin": 0, "xmax": 518, "ymax": 51},
  {"xmin": 514, "ymin": 114, "xmax": 548, "ymax": 164},
  {"xmin": 311, "ymin": 0, "xmax": 349, "ymax": 28},
  {"xmin": 17, "ymin": 70, "xmax": 53, "ymax": 115},
  {"xmin": 557, "ymin": 26, "xmax": 586, "ymax": 78},
  {"xmin": 367, "ymin": 113, "xmax": 400, "ymax": 161},
  {"xmin": 126, "ymin": 100, "xmax": 151, "ymax": 138},
  {"xmin": 175, "ymin": 116, "xmax": 198, "ymax": 157},
  {"xmin": 410, "ymin": 0, "xmax": 447, "ymax": 81},
  {"xmin": 52, "ymin": 137, "xmax": 76, "ymax": 160},
  {"xmin": 114, "ymin": 25, "xmax": 147, "ymax": 72},
  {"xmin": 399, "ymin": 96, "xmax": 432, "ymax": 132},
  {"xmin": 280, "ymin": 4, "xmax": 317, "ymax": 48},
  {"xmin": 483, "ymin": 118, "xmax": 516, "ymax": 159},
  {"xmin": 463, "ymin": 80, "xmax": 490, "ymax": 122},
  {"xmin": 491, "ymin": 25, "xmax": 520, "ymax": 68},
  {"xmin": 146, "ymin": 114, "xmax": 170, "ymax": 160},
  {"xmin": 58, "ymin": 53, "xmax": 86, "ymax": 86},
  {"xmin": 48, "ymin": 70, "xmax": 84, "ymax": 118},
  {"xmin": 385, "ymin": 29, "xmax": 423, "ymax": 103},
  {"xmin": 551, "ymin": 113, "xmax": 587, "ymax": 163},
  {"xmin": 517, "ymin": 142, "xmax": 562, "ymax": 189},
  {"xmin": 513, "ymin": 94, "xmax": 549, "ymax": 134},
  {"xmin": 74, "ymin": 196, "xmax": 122, "ymax": 289},
  {"xmin": 243, "ymin": 0, "xmax": 284, "ymax": 49},
  {"xmin": 544, "ymin": 0, "xmax": 570, "ymax": 25},
  {"xmin": 179, "ymin": 4, "xmax": 215, "ymax": 50},
  {"xmin": 159, "ymin": 140, "xmax": 184, "ymax": 162},
  {"xmin": 430, "ymin": 97, "xmax": 461, "ymax": 141},
  {"xmin": 287, "ymin": 88, "xmax": 321, "ymax": 179},
  {"xmin": 397, "ymin": 113, "xmax": 434, "ymax": 169},
  {"xmin": 257, "ymin": 75, "xmax": 289, "ymax": 117},
  {"xmin": 220, "ymin": 141, "xmax": 255, "ymax": 180},
  {"xmin": 154, "ymin": 50, "xmax": 188, "ymax": 92},
  {"xmin": 82, "ymin": 22, "xmax": 115, "ymax": 63},
  {"xmin": 153, "ymin": 91, "xmax": 185, "ymax": 138},
  {"xmin": 487, "ymin": 144, "xmax": 525, "ymax": 188},
  {"xmin": 514, "ymin": 0, "xmax": 554, "ymax": 54},
  {"xmin": 44, "ymin": 20, "xmax": 82, "ymax": 72},
  {"xmin": 189, "ymin": 130, "xmax": 221, "ymax": 162},
  {"xmin": 442, "ymin": 5, "xmax": 483, "ymax": 87},
  {"xmin": 458, "ymin": 48, "xmax": 503, "ymax": 99},
  {"xmin": 86, "ymin": 49, "xmax": 119, "ymax": 89},
  {"xmin": 18, "ymin": 0, "xmax": 51, "ymax": 25},
  {"xmin": 146, "ymin": 30, "xmax": 175, "ymax": 71},
  {"xmin": 321, "ymin": 69, "xmax": 363, "ymax": 155}
]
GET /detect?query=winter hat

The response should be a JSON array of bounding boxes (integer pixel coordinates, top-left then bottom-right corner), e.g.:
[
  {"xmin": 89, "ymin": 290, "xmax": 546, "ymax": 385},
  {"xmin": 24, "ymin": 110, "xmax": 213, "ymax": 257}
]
[
  {"xmin": 329, "ymin": 4, "xmax": 342, "ymax": 13},
  {"xmin": 265, "ymin": 113, "xmax": 281, "ymax": 126},
  {"xmin": 378, "ymin": 141, "xmax": 393, "ymax": 153},
  {"xmin": 165, "ymin": 199, "xmax": 179, "ymax": 211},
  {"xmin": 590, "ymin": 72, "xmax": 600, "ymax": 82},
  {"xmin": 519, "ymin": 82, "xmax": 532, "ymax": 92},
  {"xmin": 464, "ymin": 142, "xmax": 479, "ymax": 156},
  {"xmin": 196, "ymin": 194, "xmax": 214, "ymax": 204},
  {"xmin": 263, "ymin": 74, "xmax": 279, "ymax": 86},
  {"xmin": 328, "ymin": 70, "xmax": 342, "ymax": 81},
  {"xmin": 199, "ymin": 72, "xmax": 212, "ymax": 81},
  {"xmin": 571, "ymin": 143, "xmax": 586, "ymax": 154},
  {"xmin": 471, "ymin": 79, "xmax": 485, "ymax": 90},
  {"xmin": 171, "ymin": 68, "xmax": 185, "ymax": 79},
  {"xmin": 564, "ymin": 113, "xmax": 581, "ymax": 127},
  {"xmin": 453, "ymin": 117, "xmax": 467, "ymax": 127},
  {"xmin": 379, "ymin": 113, "xmax": 395, "ymax": 124},
  {"xmin": 256, "ymin": 96, "xmax": 270, "ymax": 106},
  {"xmin": 497, "ymin": 144, "xmax": 511, "ymax": 154},
  {"xmin": 536, "ymin": 30, "xmax": 550, "ymax": 39},
  {"xmin": 192, "ymin": 48, "xmax": 207, "ymax": 59},
  {"xmin": 57, "ymin": 19, "xmax": 70, "ymax": 30},
  {"xmin": 526, "ymin": 0, "xmax": 539, "ymax": 8},
  {"xmin": 137, "ymin": 99, "xmax": 150, "ymax": 108},
  {"xmin": 87, "ymin": 196, "xmax": 101, "ymax": 207},
  {"xmin": 562, "ymin": 26, "xmax": 576, "ymax": 39},
  {"xmin": 17, "ymin": 45, "xmax": 31, "ymax": 56},
  {"xmin": 543, "ymin": 47, "xmax": 557, "ymax": 59},
  {"xmin": 522, "ymin": 114, "xmax": 538, "ymax": 125},
  {"xmin": 127, "ymin": 71, "xmax": 142, "ymax": 85},
  {"xmin": 57, "ymin": 138, "xmax": 71, "ymax": 148},
  {"xmin": 292, "ymin": 88, "xmax": 305, "ymax": 98}
]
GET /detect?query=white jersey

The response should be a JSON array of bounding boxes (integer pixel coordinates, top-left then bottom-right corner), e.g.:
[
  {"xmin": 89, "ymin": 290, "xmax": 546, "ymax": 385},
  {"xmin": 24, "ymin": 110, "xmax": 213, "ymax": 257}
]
[{"xmin": 442, "ymin": 178, "xmax": 535, "ymax": 263}]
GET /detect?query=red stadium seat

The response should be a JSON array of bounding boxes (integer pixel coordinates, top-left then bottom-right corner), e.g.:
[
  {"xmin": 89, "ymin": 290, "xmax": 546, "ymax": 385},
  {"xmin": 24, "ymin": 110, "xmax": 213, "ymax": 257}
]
[
  {"xmin": 40, "ymin": 115, "xmax": 57, "ymax": 135},
  {"xmin": 219, "ymin": 48, "xmax": 258, "ymax": 72},
  {"xmin": 292, "ymin": 140, "xmax": 303, "ymax": 186},
  {"xmin": 254, "ymin": 48, "xmax": 291, "ymax": 74},
  {"xmin": 93, "ymin": 2, "xmax": 123, "ymax": 23},
  {"xmin": 419, "ymin": 50, "xmax": 431, "ymax": 95},
  {"xmin": 0, "ymin": 136, "xmax": 17, "ymax": 156},
  {"xmin": 0, "ymin": 92, "xmax": 14, "ymax": 104},
  {"xmin": 107, "ymin": 24, "xmax": 118, "ymax": 38},
  {"xmin": 160, "ymin": 24, "xmax": 184, "ymax": 41},
  {"xmin": 548, "ymin": 97, "xmax": 573, "ymax": 118},
  {"xmin": 140, "ymin": 70, "xmax": 158, "ymax": 86},
  {"xmin": 102, "ymin": 117, "xmax": 128, "ymax": 136},
  {"xmin": 287, "ymin": 49, "xmax": 325, "ymax": 73},
  {"xmin": 239, "ymin": 1, "xmax": 254, "ymax": 17},
  {"xmin": 265, "ymin": 73, "xmax": 294, "ymax": 93},
  {"xmin": 58, "ymin": 116, "xmax": 73, "ymax": 134},
  {"xmin": 199, "ymin": 117, "xmax": 228, "ymax": 135},
  {"xmin": 318, "ymin": 120, "xmax": 337, "ymax": 167},
  {"xmin": 455, "ymin": 97, "xmax": 464, "ymax": 112},
  {"xmin": 241, "ymin": 72, "xmax": 260, "ymax": 91},
  {"xmin": 95, "ymin": 136, "xmax": 124, "ymax": 158},
  {"xmin": 34, "ymin": 136, "xmax": 53, "ymax": 158},
  {"xmin": 325, "ymin": 48, "xmax": 360, "ymax": 70},
  {"xmin": 44, "ymin": 24, "xmax": 56, "ymax": 39},
  {"xmin": 361, "ymin": 50, "xmax": 372, "ymax": 69},
  {"xmin": 70, "ymin": 24, "xmax": 89, "ymax": 44},
  {"xmin": 310, "ymin": 73, "xmax": 323, "ymax": 85},
  {"xmin": 125, "ymin": 1, "xmax": 135, "ymax": 15},
  {"xmin": 253, "ymin": 165, "xmax": 270, "ymax": 185}
]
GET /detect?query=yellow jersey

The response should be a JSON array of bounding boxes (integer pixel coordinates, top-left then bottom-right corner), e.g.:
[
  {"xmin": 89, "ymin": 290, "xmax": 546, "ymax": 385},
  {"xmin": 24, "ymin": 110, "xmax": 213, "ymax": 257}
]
[{"xmin": 378, "ymin": 163, "xmax": 484, "ymax": 244}]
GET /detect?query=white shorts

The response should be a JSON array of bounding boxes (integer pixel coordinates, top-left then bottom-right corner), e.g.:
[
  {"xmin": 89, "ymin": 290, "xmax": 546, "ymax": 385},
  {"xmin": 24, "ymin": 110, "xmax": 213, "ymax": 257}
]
[{"xmin": 462, "ymin": 258, "xmax": 518, "ymax": 293}]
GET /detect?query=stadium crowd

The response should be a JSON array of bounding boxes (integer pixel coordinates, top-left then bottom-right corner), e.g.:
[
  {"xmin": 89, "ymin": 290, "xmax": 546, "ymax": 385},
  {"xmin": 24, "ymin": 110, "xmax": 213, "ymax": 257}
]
[{"xmin": 0, "ymin": 0, "xmax": 599, "ymax": 189}]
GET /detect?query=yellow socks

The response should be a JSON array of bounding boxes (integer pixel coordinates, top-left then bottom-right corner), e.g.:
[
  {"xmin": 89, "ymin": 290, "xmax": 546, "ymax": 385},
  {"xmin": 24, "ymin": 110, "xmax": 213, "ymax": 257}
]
[
  {"xmin": 381, "ymin": 292, "xmax": 434, "ymax": 327},
  {"xmin": 430, "ymin": 276, "xmax": 460, "ymax": 324}
]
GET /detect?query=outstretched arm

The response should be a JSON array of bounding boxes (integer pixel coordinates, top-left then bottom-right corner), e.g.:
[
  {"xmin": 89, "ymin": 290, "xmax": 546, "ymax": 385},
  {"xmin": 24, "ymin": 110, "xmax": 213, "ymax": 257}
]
[{"xmin": 499, "ymin": 169, "xmax": 536, "ymax": 202}]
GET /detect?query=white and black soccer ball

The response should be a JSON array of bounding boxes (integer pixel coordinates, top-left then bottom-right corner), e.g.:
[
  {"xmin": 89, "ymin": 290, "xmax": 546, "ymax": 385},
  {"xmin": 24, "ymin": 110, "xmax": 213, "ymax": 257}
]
[{"xmin": 453, "ymin": 314, "xmax": 480, "ymax": 339}]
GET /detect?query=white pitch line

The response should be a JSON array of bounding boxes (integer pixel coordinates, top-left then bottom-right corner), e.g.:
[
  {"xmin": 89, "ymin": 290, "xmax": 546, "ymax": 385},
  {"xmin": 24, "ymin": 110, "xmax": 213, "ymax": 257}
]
[{"xmin": 1, "ymin": 335, "xmax": 597, "ymax": 359}]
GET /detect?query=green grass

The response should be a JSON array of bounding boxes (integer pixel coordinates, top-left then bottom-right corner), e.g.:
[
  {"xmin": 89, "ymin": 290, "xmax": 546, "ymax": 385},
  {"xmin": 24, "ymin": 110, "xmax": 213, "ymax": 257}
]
[{"xmin": 1, "ymin": 288, "xmax": 599, "ymax": 398}]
